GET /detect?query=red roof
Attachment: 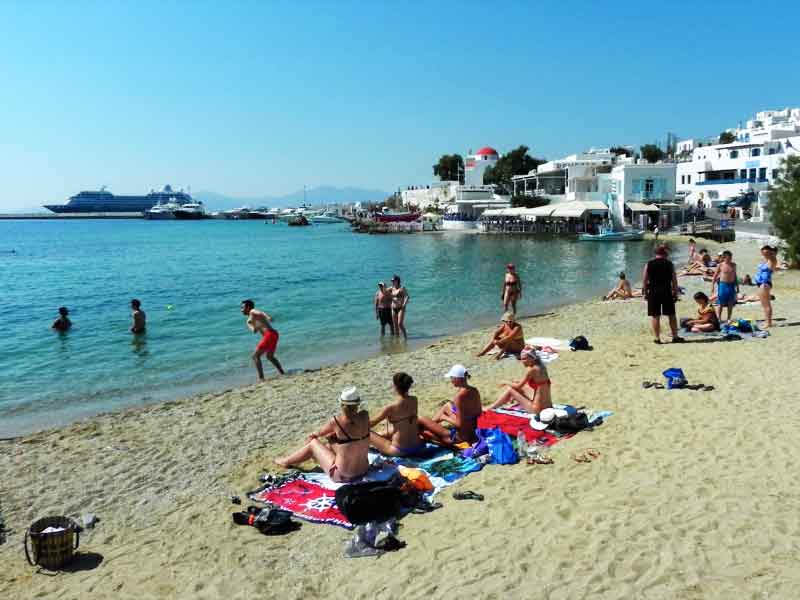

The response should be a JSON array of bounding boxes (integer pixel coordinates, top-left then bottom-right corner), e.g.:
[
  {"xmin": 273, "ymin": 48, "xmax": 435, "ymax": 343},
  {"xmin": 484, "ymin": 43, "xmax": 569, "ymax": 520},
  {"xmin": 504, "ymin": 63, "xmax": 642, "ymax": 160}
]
[{"xmin": 475, "ymin": 146, "xmax": 498, "ymax": 156}]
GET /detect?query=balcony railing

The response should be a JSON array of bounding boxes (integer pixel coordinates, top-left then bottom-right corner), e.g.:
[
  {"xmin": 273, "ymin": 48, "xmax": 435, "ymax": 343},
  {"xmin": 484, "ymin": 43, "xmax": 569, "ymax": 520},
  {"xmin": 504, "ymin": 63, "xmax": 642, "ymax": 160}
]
[{"xmin": 697, "ymin": 178, "xmax": 768, "ymax": 186}]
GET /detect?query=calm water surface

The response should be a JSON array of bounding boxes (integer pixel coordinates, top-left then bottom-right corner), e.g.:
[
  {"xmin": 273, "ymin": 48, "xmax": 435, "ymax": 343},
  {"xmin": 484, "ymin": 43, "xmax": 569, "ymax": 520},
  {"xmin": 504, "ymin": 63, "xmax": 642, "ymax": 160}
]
[{"xmin": 0, "ymin": 219, "xmax": 662, "ymax": 436}]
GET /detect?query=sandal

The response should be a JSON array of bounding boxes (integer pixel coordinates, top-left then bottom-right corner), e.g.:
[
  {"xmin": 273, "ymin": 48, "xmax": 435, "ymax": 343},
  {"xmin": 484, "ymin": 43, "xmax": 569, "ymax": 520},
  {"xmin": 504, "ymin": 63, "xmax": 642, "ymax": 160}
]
[
  {"xmin": 527, "ymin": 455, "xmax": 553, "ymax": 465},
  {"xmin": 642, "ymin": 381, "xmax": 654, "ymax": 389},
  {"xmin": 653, "ymin": 339, "xmax": 662, "ymax": 345},
  {"xmin": 453, "ymin": 490, "xmax": 484, "ymax": 501},
  {"xmin": 571, "ymin": 448, "xmax": 601, "ymax": 463},
  {"xmin": 702, "ymin": 385, "xmax": 715, "ymax": 392},
  {"xmin": 653, "ymin": 383, "xmax": 665, "ymax": 389},
  {"xmin": 672, "ymin": 336, "xmax": 686, "ymax": 343}
]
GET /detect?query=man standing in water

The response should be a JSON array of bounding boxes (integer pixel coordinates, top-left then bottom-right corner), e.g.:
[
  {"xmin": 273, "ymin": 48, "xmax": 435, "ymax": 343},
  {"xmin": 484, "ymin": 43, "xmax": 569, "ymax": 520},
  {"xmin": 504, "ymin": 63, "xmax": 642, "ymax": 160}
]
[
  {"xmin": 374, "ymin": 282, "xmax": 395, "ymax": 336},
  {"xmin": 52, "ymin": 306, "xmax": 72, "ymax": 332},
  {"xmin": 642, "ymin": 246, "xmax": 684, "ymax": 344},
  {"xmin": 241, "ymin": 299, "xmax": 285, "ymax": 381},
  {"xmin": 130, "ymin": 299, "xmax": 146, "ymax": 334}
]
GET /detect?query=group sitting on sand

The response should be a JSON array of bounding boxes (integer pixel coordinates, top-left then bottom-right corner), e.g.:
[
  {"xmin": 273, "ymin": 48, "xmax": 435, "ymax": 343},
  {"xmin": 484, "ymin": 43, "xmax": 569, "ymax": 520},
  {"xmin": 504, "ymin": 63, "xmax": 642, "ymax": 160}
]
[{"xmin": 276, "ymin": 346, "xmax": 555, "ymax": 480}]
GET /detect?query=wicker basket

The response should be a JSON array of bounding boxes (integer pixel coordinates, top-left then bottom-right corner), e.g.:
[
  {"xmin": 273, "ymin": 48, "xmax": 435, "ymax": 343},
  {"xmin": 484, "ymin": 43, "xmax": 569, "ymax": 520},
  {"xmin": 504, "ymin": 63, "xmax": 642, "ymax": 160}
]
[{"xmin": 24, "ymin": 516, "xmax": 80, "ymax": 570}]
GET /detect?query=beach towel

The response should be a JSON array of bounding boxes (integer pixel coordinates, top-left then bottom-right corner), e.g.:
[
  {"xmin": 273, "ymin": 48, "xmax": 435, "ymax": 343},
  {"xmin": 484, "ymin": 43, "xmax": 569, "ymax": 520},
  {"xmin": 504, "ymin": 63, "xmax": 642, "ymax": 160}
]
[
  {"xmin": 477, "ymin": 410, "xmax": 559, "ymax": 446},
  {"xmin": 250, "ymin": 479, "xmax": 352, "ymax": 528},
  {"xmin": 488, "ymin": 347, "xmax": 559, "ymax": 363},
  {"xmin": 526, "ymin": 337, "xmax": 570, "ymax": 350}
]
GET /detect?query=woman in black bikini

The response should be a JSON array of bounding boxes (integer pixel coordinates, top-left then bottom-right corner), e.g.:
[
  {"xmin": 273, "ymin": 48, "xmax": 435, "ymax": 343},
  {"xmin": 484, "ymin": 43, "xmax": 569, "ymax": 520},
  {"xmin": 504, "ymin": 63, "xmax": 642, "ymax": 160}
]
[
  {"xmin": 369, "ymin": 372, "xmax": 427, "ymax": 456},
  {"xmin": 276, "ymin": 386, "xmax": 370, "ymax": 482},
  {"xmin": 502, "ymin": 264, "xmax": 522, "ymax": 313}
]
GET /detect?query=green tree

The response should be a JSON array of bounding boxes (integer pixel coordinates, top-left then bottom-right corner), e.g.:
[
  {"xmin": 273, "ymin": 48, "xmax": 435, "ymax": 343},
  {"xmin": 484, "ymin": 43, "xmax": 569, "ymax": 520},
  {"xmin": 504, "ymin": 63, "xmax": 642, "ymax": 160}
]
[
  {"xmin": 718, "ymin": 131, "xmax": 736, "ymax": 144},
  {"xmin": 432, "ymin": 154, "xmax": 464, "ymax": 183},
  {"xmin": 483, "ymin": 145, "xmax": 546, "ymax": 189},
  {"xmin": 511, "ymin": 194, "xmax": 549, "ymax": 208},
  {"xmin": 609, "ymin": 146, "xmax": 633, "ymax": 157},
  {"xmin": 769, "ymin": 155, "xmax": 800, "ymax": 267},
  {"xmin": 640, "ymin": 144, "xmax": 665, "ymax": 163}
]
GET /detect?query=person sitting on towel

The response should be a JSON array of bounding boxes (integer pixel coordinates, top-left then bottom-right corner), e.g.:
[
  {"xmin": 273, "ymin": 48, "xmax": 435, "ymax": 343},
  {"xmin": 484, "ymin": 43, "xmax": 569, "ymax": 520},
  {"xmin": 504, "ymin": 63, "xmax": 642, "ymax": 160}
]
[
  {"xmin": 476, "ymin": 312, "xmax": 525, "ymax": 359},
  {"xmin": 686, "ymin": 292, "xmax": 720, "ymax": 333},
  {"xmin": 489, "ymin": 348, "xmax": 553, "ymax": 414},
  {"xmin": 368, "ymin": 372, "xmax": 428, "ymax": 457},
  {"xmin": 418, "ymin": 365, "xmax": 482, "ymax": 445},
  {"xmin": 276, "ymin": 386, "xmax": 370, "ymax": 483},
  {"xmin": 603, "ymin": 272, "xmax": 643, "ymax": 301}
]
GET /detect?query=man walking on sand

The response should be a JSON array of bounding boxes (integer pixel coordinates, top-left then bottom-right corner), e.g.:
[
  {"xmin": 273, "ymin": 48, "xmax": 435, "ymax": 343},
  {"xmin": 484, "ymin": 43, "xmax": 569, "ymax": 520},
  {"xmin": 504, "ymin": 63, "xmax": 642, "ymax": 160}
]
[
  {"xmin": 241, "ymin": 299, "xmax": 285, "ymax": 381},
  {"xmin": 642, "ymin": 245, "xmax": 684, "ymax": 344},
  {"xmin": 712, "ymin": 250, "xmax": 738, "ymax": 323}
]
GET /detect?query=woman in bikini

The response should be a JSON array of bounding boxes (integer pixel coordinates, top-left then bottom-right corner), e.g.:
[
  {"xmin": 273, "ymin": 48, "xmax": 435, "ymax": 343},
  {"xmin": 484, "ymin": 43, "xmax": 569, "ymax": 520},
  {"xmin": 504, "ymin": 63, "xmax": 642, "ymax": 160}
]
[
  {"xmin": 418, "ymin": 364, "xmax": 482, "ymax": 445},
  {"xmin": 275, "ymin": 386, "xmax": 370, "ymax": 482},
  {"xmin": 489, "ymin": 348, "xmax": 552, "ymax": 414},
  {"xmin": 369, "ymin": 372, "xmax": 427, "ymax": 457},
  {"xmin": 755, "ymin": 245, "xmax": 778, "ymax": 328},
  {"xmin": 390, "ymin": 275, "xmax": 409, "ymax": 339},
  {"xmin": 502, "ymin": 263, "xmax": 522, "ymax": 313},
  {"xmin": 476, "ymin": 311, "xmax": 525, "ymax": 359}
]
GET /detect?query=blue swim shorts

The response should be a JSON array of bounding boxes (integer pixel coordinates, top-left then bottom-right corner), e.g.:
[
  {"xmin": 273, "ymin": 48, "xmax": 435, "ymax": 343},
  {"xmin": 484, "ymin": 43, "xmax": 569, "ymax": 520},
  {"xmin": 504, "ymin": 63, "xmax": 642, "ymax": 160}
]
[{"xmin": 717, "ymin": 281, "xmax": 736, "ymax": 306}]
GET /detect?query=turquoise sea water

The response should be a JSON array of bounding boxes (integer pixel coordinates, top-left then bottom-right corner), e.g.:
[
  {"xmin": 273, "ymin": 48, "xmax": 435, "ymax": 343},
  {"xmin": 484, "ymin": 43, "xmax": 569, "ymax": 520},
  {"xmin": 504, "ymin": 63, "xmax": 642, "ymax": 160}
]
[{"xmin": 0, "ymin": 220, "xmax": 662, "ymax": 436}]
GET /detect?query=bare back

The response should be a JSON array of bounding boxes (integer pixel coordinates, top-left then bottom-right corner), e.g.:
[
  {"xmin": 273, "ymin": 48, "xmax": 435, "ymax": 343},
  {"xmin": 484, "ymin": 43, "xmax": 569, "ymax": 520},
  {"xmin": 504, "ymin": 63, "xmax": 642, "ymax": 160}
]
[
  {"xmin": 453, "ymin": 385, "xmax": 482, "ymax": 443},
  {"xmin": 247, "ymin": 308, "xmax": 273, "ymax": 334},
  {"xmin": 330, "ymin": 411, "xmax": 370, "ymax": 478},
  {"xmin": 385, "ymin": 395, "xmax": 420, "ymax": 448}
]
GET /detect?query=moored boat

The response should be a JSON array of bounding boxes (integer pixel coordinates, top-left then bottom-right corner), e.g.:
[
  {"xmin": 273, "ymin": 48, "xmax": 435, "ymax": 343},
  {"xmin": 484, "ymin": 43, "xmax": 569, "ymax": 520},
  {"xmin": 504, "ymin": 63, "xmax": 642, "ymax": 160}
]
[
  {"xmin": 578, "ymin": 228, "xmax": 644, "ymax": 241},
  {"xmin": 173, "ymin": 201, "xmax": 207, "ymax": 220}
]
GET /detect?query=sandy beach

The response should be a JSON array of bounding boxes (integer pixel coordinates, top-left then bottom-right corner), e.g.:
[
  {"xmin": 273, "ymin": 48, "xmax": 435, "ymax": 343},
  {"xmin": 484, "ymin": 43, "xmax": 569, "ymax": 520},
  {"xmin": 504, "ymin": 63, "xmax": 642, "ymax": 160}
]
[{"xmin": 2, "ymin": 235, "xmax": 799, "ymax": 600}]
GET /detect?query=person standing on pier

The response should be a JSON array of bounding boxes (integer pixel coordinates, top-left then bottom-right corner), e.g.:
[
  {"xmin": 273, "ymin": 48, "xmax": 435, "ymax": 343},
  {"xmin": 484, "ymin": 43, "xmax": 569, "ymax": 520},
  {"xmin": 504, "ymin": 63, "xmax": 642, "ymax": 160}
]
[
  {"xmin": 502, "ymin": 263, "xmax": 522, "ymax": 313},
  {"xmin": 241, "ymin": 299, "xmax": 285, "ymax": 381}
]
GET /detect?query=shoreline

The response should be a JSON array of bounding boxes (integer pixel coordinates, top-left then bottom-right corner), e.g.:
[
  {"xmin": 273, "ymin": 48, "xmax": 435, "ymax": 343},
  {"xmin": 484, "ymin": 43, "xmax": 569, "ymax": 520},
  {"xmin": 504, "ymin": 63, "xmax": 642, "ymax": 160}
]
[{"xmin": 3, "ymin": 235, "xmax": 799, "ymax": 599}]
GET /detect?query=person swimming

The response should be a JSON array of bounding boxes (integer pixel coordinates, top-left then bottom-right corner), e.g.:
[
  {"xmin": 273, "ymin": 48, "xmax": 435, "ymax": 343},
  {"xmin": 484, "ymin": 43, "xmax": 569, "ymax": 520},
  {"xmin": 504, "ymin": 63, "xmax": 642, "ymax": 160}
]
[
  {"xmin": 368, "ymin": 372, "xmax": 427, "ymax": 457},
  {"xmin": 489, "ymin": 348, "xmax": 552, "ymax": 414},
  {"xmin": 418, "ymin": 364, "xmax": 482, "ymax": 445},
  {"xmin": 276, "ymin": 386, "xmax": 370, "ymax": 483}
]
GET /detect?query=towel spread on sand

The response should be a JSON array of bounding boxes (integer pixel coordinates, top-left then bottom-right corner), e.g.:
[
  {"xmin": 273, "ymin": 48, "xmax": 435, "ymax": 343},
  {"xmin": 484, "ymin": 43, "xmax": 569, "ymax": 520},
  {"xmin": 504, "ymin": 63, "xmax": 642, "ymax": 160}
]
[
  {"xmin": 477, "ymin": 407, "xmax": 612, "ymax": 445},
  {"xmin": 526, "ymin": 337, "xmax": 570, "ymax": 350},
  {"xmin": 488, "ymin": 347, "xmax": 559, "ymax": 363},
  {"xmin": 248, "ymin": 448, "xmax": 483, "ymax": 528}
]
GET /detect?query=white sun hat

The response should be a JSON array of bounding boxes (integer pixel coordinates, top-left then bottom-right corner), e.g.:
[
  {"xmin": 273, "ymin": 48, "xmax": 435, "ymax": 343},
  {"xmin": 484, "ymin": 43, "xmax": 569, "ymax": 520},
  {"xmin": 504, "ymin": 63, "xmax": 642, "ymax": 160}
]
[
  {"xmin": 444, "ymin": 364, "xmax": 468, "ymax": 379},
  {"xmin": 339, "ymin": 386, "xmax": 362, "ymax": 405},
  {"xmin": 530, "ymin": 407, "xmax": 568, "ymax": 430}
]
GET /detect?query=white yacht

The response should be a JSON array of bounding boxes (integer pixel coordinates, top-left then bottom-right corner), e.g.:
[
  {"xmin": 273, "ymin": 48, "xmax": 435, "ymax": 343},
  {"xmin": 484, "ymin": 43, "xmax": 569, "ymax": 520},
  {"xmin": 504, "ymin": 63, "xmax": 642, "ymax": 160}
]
[
  {"xmin": 173, "ymin": 201, "xmax": 206, "ymax": 220},
  {"xmin": 144, "ymin": 201, "xmax": 179, "ymax": 220}
]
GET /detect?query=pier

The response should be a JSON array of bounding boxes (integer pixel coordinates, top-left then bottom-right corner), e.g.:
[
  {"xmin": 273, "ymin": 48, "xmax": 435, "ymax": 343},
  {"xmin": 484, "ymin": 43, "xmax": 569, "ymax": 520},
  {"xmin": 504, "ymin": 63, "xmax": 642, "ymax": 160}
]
[{"xmin": 0, "ymin": 212, "xmax": 144, "ymax": 220}]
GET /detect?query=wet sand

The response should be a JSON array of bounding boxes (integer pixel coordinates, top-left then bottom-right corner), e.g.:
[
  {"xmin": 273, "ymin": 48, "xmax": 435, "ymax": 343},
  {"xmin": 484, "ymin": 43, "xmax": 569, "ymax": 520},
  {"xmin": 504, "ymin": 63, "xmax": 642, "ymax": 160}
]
[{"xmin": 2, "ymin": 236, "xmax": 799, "ymax": 600}]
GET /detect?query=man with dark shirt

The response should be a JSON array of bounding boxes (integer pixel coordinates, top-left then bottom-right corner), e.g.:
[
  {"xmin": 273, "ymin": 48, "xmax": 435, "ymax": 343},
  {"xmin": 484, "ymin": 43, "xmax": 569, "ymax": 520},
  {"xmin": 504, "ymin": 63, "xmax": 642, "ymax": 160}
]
[{"xmin": 642, "ymin": 245, "xmax": 684, "ymax": 344}]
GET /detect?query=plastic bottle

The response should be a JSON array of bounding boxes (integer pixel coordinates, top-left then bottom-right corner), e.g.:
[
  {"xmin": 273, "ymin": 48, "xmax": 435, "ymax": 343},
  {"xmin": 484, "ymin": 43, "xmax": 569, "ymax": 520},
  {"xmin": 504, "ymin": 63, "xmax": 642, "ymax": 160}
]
[{"xmin": 516, "ymin": 429, "xmax": 528, "ymax": 459}]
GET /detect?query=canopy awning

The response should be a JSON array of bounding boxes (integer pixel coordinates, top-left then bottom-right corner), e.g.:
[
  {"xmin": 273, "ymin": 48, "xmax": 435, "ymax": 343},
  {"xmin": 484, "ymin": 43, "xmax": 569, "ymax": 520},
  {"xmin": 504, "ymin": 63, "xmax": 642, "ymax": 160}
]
[
  {"xmin": 480, "ymin": 207, "xmax": 528, "ymax": 217},
  {"xmin": 626, "ymin": 202, "xmax": 660, "ymax": 212},
  {"xmin": 550, "ymin": 200, "xmax": 608, "ymax": 218}
]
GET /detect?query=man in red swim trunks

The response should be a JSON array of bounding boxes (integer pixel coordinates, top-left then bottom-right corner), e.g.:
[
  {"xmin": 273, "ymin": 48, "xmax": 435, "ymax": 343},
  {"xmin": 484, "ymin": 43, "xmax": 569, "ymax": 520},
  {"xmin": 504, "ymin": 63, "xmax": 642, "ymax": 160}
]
[{"xmin": 241, "ymin": 299, "xmax": 285, "ymax": 381}]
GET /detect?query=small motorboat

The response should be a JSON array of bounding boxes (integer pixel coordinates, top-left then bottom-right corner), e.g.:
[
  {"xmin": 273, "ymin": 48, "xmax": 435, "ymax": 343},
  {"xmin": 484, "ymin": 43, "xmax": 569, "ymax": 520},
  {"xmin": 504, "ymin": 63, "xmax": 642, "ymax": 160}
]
[
  {"xmin": 311, "ymin": 210, "xmax": 343, "ymax": 223},
  {"xmin": 579, "ymin": 227, "xmax": 645, "ymax": 241}
]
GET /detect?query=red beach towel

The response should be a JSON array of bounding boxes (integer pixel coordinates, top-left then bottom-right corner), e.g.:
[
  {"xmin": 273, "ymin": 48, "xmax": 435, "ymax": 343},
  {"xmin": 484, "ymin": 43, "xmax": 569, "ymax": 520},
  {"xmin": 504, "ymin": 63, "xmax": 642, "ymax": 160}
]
[
  {"xmin": 251, "ymin": 479, "xmax": 353, "ymax": 529},
  {"xmin": 477, "ymin": 410, "xmax": 560, "ymax": 446}
]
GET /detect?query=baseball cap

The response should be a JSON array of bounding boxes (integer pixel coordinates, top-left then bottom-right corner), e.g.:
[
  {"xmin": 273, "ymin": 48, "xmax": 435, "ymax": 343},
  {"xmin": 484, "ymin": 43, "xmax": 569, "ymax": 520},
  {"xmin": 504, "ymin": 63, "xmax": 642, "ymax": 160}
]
[{"xmin": 444, "ymin": 364, "xmax": 468, "ymax": 379}]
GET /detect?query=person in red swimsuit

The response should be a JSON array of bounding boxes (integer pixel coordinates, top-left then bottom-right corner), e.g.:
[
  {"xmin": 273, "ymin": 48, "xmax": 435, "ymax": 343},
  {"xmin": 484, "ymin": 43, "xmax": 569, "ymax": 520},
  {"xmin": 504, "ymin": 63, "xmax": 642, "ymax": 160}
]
[
  {"xmin": 241, "ymin": 299, "xmax": 285, "ymax": 381},
  {"xmin": 489, "ymin": 348, "xmax": 552, "ymax": 414}
]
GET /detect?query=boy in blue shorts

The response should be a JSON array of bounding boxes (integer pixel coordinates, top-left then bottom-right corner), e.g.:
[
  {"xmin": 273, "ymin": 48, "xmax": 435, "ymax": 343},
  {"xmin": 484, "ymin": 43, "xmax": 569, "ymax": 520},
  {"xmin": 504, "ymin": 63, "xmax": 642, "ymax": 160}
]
[{"xmin": 712, "ymin": 250, "xmax": 738, "ymax": 323}]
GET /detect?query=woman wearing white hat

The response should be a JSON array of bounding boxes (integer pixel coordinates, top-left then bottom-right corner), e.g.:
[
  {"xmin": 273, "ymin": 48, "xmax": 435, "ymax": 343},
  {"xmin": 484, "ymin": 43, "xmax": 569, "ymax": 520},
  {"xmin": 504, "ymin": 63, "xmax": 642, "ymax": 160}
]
[
  {"xmin": 275, "ymin": 386, "xmax": 370, "ymax": 482},
  {"xmin": 489, "ymin": 348, "xmax": 552, "ymax": 414},
  {"xmin": 417, "ymin": 365, "xmax": 482, "ymax": 445}
]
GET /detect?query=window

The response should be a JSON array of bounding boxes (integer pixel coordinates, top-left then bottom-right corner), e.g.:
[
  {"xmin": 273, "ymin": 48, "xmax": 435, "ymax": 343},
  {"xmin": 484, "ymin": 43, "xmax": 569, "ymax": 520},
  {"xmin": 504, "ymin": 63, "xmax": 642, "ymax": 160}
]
[
  {"xmin": 759, "ymin": 168, "xmax": 767, "ymax": 181},
  {"xmin": 644, "ymin": 179, "xmax": 654, "ymax": 194},
  {"xmin": 740, "ymin": 169, "xmax": 747, "ymax": 180},
  {"xmin": 681, "ymin": 175, "xmax": 685, "ymax": 184},
  {"xmin": 748, "ymin": 168, "xmax": 756, "ymax": 181},
  {"xmin": 730, "ymin": 150, "xmax": 738, "ymax": 158},
  {"xmin": 687, "ymin": 175, "xmax": 691, "ymax": 184},
  {"xmin": 768, "ymin": 147, "xmax": 776, "ymax": 155},
  {"xmin": 751, "ymin": 148, "xmax": 761, "ymax": 157}
]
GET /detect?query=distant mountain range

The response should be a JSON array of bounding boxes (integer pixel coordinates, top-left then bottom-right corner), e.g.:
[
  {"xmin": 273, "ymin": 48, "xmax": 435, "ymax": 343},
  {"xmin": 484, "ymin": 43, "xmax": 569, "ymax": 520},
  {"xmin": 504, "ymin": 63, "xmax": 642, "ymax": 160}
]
[{"xmin": 194, "ymin": 185, "xmax": 392, "ymax": 211}]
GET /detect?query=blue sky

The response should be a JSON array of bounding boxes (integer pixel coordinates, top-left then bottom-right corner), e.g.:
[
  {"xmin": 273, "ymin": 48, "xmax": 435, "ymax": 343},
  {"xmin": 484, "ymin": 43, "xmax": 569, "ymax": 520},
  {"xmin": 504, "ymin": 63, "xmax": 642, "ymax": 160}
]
[{"xmin": 1, "ymin": 1, "xmax": 798, "ymax": 210}]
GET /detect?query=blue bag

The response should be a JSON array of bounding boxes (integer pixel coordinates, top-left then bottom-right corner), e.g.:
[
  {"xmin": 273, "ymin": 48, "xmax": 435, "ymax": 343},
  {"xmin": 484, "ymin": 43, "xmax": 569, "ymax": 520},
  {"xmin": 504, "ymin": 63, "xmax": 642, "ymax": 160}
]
[
  {"xmin": 486, "ymin": 428, "xmax": 518, "ymax": 465},
  {"xmin": 662, "ymin": 367, "xmax": 688, "ymax": 389}
]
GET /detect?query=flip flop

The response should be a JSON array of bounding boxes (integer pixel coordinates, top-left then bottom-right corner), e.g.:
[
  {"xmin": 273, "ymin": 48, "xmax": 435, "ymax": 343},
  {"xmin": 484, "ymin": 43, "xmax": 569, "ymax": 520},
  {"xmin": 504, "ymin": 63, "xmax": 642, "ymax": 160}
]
[
  {"xmin": 653, "ymin": 339, "xmax": 662, "ymax": 345},
  {"xmin": 527, "ymin": 455, "xmax": 553, "ymax": 465},
  {"xmin": 453, "ymin": 490, "xmax": 484, "ymax": 501},
  {"xmin": 703, "ymin": 385, "xmax": 715, "ymax": 392},
  {"xmin": 412, "ymin": 501, "xmax": 443, "ymax": 514},
  {"xmin": 653, "ymin": 383, "xmax": 665, "ymax": 389},
  {"xmin": 642, "ymin": 381, "xmax": 654, "ymax": 389},
  {"xmin": 572, "ymin": 448, "xmax": 601, "ymax": 463},
  {"xmin": 672, "ymin": 336, "xmax": 686, "ymax": 343}
]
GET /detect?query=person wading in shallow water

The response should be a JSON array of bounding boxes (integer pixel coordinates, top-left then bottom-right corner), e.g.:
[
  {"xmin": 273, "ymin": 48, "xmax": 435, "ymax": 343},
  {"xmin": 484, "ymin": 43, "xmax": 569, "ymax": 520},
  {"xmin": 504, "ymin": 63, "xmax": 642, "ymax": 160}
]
[
  {"xmin": 374, "ymin": 282, "xmax": 395, "ymax": 336},
  {"xmin": 240, "ymin": 299, "xmax": 285, "ymax": 382},
  {"xmin": 502, "ymin": 263, "xmax": 522, "ymax": 313},
  {"xmin": 130, "ymin": 299, "xmax": 146, "ymax": 334},
  {"xmin": 390, "ymin": 275, "xmax": 409, "ymax": 339},
  {"xmin": 52, "ymin": 306, "xmax": 72, "ymax": 332}
]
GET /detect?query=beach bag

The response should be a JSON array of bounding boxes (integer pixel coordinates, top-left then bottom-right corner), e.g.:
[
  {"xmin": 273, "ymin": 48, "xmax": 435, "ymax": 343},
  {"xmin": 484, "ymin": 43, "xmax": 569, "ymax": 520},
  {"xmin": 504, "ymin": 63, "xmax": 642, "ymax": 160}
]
[
  {"xmin": 551, "ymin": 412, "xmax": 590, "ymax": 433},
  {"xmin": 736, "ymin": 319, "xmax": 754, "ymax": 333},
  {"xmin": 335, "ymin": 480, "xmax": 403, "ymax": 525},
  {"xmin": 569, "ymin": 336, "xmax": 593, "ymax": 351},
  {"xmin": 486, "ymin": 428, "xmax": 518, "ymax": 464},
  {"xmin": 24, "ymin": 516, "xmax": 81, "ymax": 570},
  {"xmin": 253, "ymin": 508, "xmax": 299, "ymax": 535},
  {"xmin": 662, "ymin": 368, "xmax": 688, "ymax": 389}
]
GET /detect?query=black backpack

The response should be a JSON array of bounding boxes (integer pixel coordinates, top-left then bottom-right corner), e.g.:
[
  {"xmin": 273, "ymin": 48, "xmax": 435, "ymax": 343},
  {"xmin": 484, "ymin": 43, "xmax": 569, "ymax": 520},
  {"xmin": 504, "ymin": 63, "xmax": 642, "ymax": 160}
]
[
  {"xmin": 335, "ymin": 479, "xmax": 403, "ymax": 525},
  {"xmin": 569, "ymin": 336, "xmax": 593, "ymax": 351},
  {"xmin": 551, "ymin": 412, "xmax": 591, "ymax": 433}
]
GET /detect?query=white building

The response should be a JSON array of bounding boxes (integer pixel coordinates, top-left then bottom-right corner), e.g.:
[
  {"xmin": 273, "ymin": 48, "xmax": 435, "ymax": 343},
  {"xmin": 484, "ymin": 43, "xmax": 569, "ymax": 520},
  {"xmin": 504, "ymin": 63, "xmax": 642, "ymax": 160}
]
[
  {"xmin": 400, "ymin": 146, "xmax": 511, "ymax": 230},
  {"xmin": 676, "ymin": 108, "xmax": 800, "ymax": 209}
]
